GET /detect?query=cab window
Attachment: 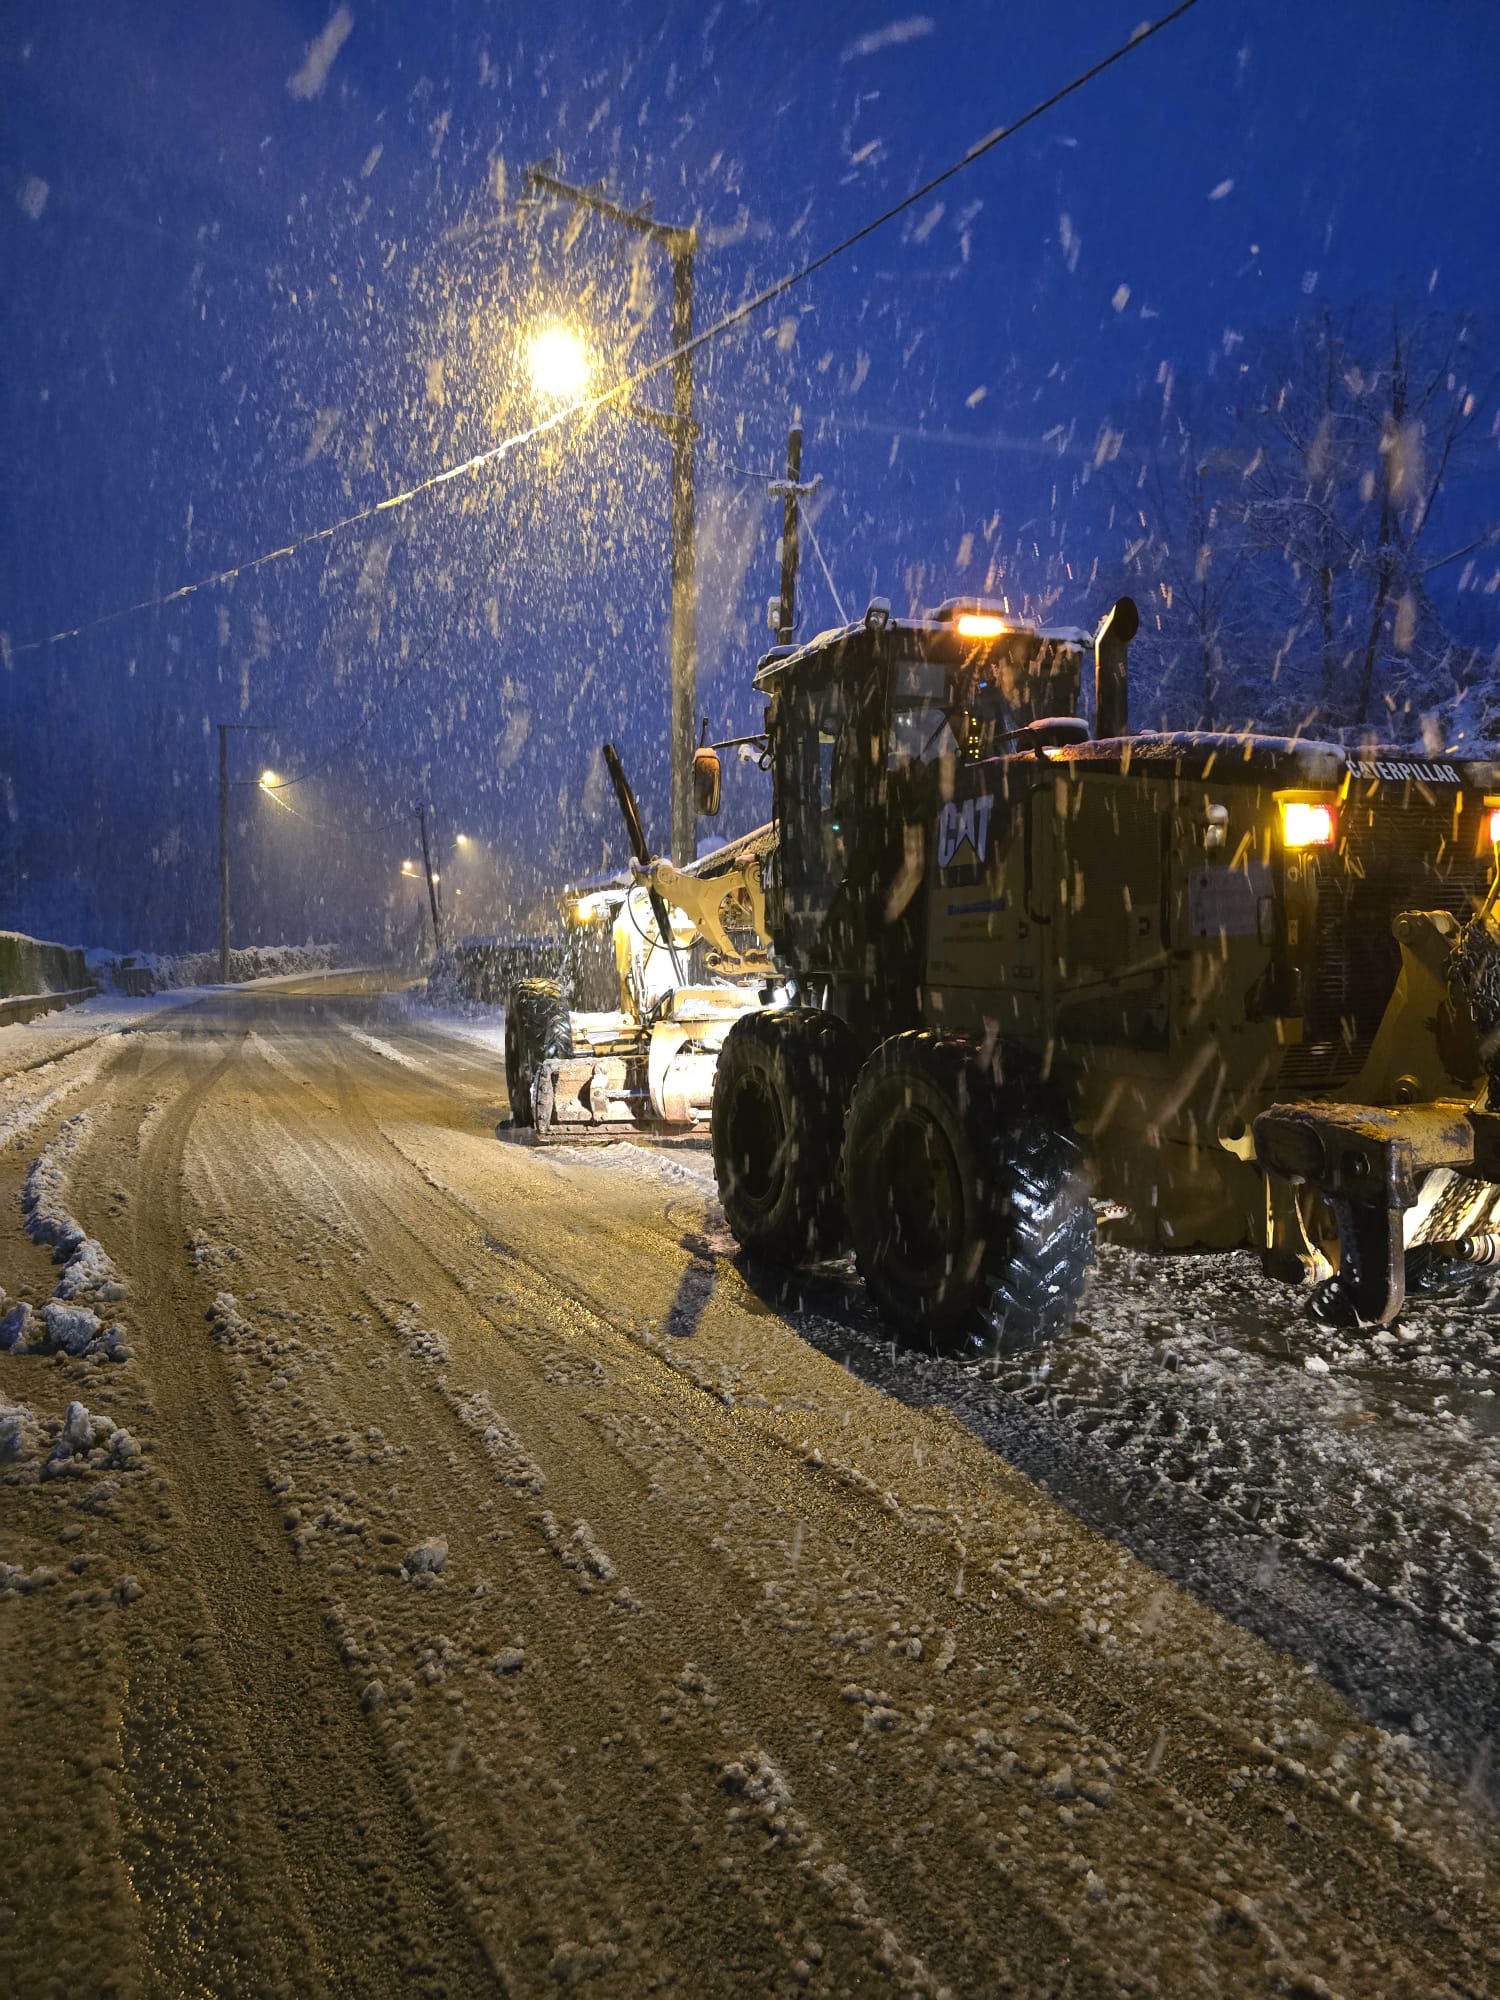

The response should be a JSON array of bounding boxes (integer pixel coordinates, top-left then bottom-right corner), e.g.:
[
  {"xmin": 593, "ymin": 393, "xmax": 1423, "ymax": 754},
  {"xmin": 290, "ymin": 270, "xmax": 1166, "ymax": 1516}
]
[{"xmin": 888, "ymin": 655, "xmax": 957, "ymax": 767}]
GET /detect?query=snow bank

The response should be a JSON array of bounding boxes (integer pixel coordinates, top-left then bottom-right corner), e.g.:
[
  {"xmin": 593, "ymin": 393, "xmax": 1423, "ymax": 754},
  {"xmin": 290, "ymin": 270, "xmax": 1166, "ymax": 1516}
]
[
  {"xmin": 11, "ymin": 1116, "xmax": 132, "ymax": 1359},
  {"xmin": 22, "ymin": 1114, "xmax": 128, "ymax": 1322},
  {"xmin": 91, "ymin": 941, "xmax": 343, "ymax": 994},
  {"xmin": 0, "ymin": 992, "xmax": 200, "ymax": 1095},
  {"xmin": 383, "ymin": 987, "xmax": 508, "ymax": 1057},
  {"xmin": 0, "ymin": 930, "xmax": 90, "ymax": 1001}
]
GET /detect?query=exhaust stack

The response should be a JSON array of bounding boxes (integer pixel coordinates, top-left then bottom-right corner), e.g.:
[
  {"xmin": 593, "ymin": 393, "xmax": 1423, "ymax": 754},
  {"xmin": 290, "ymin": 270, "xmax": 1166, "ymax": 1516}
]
[{"xmin": 1093, "ymin": 596, "xmax": 1139, "ymax": 740}]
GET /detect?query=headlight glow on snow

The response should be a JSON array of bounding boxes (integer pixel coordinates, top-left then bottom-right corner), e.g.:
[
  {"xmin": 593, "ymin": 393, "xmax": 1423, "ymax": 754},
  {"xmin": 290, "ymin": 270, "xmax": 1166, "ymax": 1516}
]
[{"xmin": 1281, "ymin": 801, "xmax": 1336, "ymax": 849}]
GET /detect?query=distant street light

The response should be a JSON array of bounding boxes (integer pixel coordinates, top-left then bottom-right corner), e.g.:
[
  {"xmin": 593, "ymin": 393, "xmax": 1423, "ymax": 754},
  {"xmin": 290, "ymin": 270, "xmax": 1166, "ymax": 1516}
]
[
  {"xmin": 454, "ymin": 833, "xmax": 470, "ymax": 848},
  {"xmin": 260, "ymin": 769, "xmax": 280, "ymax": 789},
  {"xmin": 525, "ymin": 323, "xmax": 591, "ymax": 403}
]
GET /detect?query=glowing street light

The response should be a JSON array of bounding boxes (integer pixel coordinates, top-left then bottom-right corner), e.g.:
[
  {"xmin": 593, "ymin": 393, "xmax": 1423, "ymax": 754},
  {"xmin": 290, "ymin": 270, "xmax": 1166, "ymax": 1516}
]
[
  {"xmin": 401, "ymin": 860, "xmax": 418, "ymax": 877},
  {"xmin": 260, "ymin": 769, "xmax": 281, "ymax": 789},
  {"xmin": 525, "ymin": 323, "xmax": 591, "ymax": 403},
  {"xmin": 522, "ymin": 163, "xmax": 699, "ymax": 861},
  {"xmin": 454, "ymin": 833, "xmax": 470, "ymax": 848}
]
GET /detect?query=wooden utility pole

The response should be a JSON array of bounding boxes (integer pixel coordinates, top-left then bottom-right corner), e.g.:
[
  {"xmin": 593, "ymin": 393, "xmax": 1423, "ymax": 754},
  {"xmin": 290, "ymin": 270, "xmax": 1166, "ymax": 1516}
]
[
  {"xmin": 415, "ymin": 802, "xmax": 444, "ymax": 955},
  {"xmin": 523, "ymin": 166, "xmax": 699, "ymax": 862},
  {"xmin": 219, "ymin": 724, "xmax": 230, "ymax": 984},
  {"xmin": 667, "ymin": 246, "xmax": 697, "ymax": 866},
  {"xmin": 217, "ymin": 722, "xmax": 270, "ymax": 983}
]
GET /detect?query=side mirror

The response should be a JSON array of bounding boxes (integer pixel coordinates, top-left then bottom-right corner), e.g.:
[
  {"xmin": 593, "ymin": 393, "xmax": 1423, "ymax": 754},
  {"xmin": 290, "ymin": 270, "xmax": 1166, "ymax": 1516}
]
[{"xmin": 693, "ymin": 744, "xmax": 722, "ymax": 818}]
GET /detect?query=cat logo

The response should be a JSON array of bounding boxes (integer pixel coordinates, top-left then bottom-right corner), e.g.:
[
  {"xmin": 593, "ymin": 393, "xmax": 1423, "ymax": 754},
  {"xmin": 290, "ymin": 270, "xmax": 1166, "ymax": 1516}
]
[
  {"xmin": 1351, "ymin": 758, "xmax": 1460, "ymax": 785},
  {"xmin": 937, "ymin": 794, "xmax": 995, "ymax": 870}
]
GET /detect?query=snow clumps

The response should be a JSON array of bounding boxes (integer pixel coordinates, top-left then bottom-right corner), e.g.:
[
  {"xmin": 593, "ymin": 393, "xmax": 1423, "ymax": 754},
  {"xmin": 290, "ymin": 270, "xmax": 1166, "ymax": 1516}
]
[
  {"xmin": 8, "ymin": 1117, "xmax": 132, "ymax": 1361},
  {"xmin": 23, "ymin": 1115, "xmax": 128, "ymax": 1302},
  {"xmin": 718, "ymin": 1748, "xmax": 793, "ymax": 1815},
  {"xmin": 538, "ymin": 1512, "xmax": 617, "ymax": 1586},
  {"xmin": 403, "ymin": 1538, "xmax": 448, "ymax": 1584},
  {"xmin": 0, "ymin": 1396, "xmax": 141, "ymax": 1479},
  {"xmin": 0, "ymin": 1397, "xmax": 45, "ymax": 1465},
  {"xmin": 0, "ymin": 1301, "xmax": 32, "ymax": 1352},
  {"xmin": 51, "ymin": 1400, "xmax": 142, "ymax": 1474}
]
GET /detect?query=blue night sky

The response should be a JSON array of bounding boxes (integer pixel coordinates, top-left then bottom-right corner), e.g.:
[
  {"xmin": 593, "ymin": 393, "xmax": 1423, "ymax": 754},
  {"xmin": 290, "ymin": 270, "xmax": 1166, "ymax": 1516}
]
[{"xmin": 2, "ymin": 0, "xmax": 1498, "ymax": 950}]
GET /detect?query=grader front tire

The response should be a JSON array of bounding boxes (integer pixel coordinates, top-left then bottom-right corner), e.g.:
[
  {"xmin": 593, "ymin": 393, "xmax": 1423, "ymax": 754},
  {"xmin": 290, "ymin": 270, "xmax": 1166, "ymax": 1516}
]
[
  {"xmin": 844, "ymin": 1033, "xmax": 1094, "ymax": 1356},
  {"xmin": 504, "ymin": 980, "xmax": 573, "ymax": 1129},
  {"xmin": 711, "ymin": 1009, "xmax": 858, "ymax": 1265}
]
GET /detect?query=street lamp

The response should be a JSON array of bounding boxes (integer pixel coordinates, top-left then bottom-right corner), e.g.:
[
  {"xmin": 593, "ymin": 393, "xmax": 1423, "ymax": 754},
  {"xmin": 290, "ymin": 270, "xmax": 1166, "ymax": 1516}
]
[
  {"xmin": 522, "ymin": 165, "xmax": 699, "ymax": 862},
  {"xmin": 260, "ymin": 769, "xmax": 280, "ymax": 790},
  {"xmin": 525, "ymin": 323, "xmax": 591, "ymax": 403}
]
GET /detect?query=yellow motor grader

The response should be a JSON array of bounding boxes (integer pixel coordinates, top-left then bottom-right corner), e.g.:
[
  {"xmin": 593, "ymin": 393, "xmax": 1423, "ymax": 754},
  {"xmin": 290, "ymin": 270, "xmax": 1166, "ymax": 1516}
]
[
  {"xmin": 698, "ymin": 593, "xmax": 1500, "ymax": 1343},
  {"xmin": 503, "ymin": 746, "xmax": 776, "ymax": 1140}
]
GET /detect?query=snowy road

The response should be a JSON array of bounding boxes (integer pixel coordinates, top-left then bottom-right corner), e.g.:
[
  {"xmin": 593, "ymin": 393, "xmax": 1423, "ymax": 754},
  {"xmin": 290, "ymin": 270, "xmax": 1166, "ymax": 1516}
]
[{"xmin": 2, "ymin": 973, "xmax": 1497, "ymax": 1998}]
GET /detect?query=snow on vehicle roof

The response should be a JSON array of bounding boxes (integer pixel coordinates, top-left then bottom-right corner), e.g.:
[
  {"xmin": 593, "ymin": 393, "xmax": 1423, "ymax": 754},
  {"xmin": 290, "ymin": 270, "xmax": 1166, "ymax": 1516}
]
[{"xmin": 755, "ymin": 612, "xmax": 1092, "ymax": 685}]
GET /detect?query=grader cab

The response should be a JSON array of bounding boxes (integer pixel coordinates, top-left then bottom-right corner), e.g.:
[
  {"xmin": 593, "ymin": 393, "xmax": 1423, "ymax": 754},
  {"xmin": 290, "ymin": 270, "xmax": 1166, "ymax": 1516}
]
[{"xmin": 707, "ymin": 594, "xmax": 1500, "ymax": 1349}]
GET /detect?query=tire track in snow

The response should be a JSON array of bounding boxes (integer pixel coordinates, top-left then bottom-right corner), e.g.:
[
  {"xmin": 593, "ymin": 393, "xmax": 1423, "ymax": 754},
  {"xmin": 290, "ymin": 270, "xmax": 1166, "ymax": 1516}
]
[
  {"xmin": 106, "ymin": 1013, "xmax": 501, "ymax": 1995},
  {"xmin": 192, "ymin": 1040, "xmax": 943, "ymax": 1992},
  {"xmin": 18, "ymin": 988, "xmax": 1489, "ymax": 1997},
  {"xmin": 377, "ymin": 1016, "xmax": 1500, "ymax": 1795},
  {"xmin": 272, "ymin": 1020, "xmax": 1500, "ymax": 1996}
]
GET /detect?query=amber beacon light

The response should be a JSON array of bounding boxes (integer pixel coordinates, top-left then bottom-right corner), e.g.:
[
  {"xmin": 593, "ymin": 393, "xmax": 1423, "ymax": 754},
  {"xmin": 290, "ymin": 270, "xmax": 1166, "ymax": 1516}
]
[{"xmin": 1281, "ymin": 801, "xmax": 1337, "ymax": 849}]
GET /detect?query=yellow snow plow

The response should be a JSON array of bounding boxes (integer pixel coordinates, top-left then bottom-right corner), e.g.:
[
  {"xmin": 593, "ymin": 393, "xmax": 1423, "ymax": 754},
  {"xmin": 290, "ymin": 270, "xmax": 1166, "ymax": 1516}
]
[{"xmin": 504, "ymin": 745, "xmax": 776, "ymax": 1140}]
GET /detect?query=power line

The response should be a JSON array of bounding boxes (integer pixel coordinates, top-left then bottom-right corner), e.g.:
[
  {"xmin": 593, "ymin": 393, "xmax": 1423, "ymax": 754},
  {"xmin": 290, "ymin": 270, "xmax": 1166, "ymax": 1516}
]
[
  {"xmin": 257, "ymin": 780, "xmax": 409, "ymax": 837},
  {"xmin": 663, "ymin": 0, "xmax": 1208, "ymax": 373},
  {"xmin": 8, "ymin": 1, "xmax": 1206, "ymax": 661},
  {"xmin": 260, "ymin": 654, "xmax": 432, "ymax": 791},
  {"xmin": 802, "ymin": 509, "xmax": 847, "ymax": 623}
]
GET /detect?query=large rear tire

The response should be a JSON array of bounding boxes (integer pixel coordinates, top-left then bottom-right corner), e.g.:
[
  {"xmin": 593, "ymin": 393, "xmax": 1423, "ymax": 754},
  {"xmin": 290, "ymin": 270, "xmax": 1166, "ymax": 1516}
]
[
  {"xmin": 504, "ymin": 979, "xmax": 573, "ymax": 1129},
  {"xmin": 711, "ymin": 1009, "xmax": 859, "ymax": 1264},
  {"xmin": 844, "ymin": 1033, "xmax": 1093, "ymax": 1356}
]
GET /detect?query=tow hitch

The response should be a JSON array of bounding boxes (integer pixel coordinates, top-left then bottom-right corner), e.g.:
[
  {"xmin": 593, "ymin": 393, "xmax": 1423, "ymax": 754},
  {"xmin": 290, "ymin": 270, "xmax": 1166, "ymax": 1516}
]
[{"xmin": 1253, "ymin": 1100, "xmax": 1480, "ymax": 1325}]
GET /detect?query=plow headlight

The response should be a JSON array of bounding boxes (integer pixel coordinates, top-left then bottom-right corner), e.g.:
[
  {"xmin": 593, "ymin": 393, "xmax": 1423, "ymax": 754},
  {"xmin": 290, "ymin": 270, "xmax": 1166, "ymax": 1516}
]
[
  {"xmin": 1281, "ymin": 801, "xmax": 1337, "ymax": 849},
  {"xmin": 1488, "ymin": 807, "xmax": 1500, "ymax": 846}
]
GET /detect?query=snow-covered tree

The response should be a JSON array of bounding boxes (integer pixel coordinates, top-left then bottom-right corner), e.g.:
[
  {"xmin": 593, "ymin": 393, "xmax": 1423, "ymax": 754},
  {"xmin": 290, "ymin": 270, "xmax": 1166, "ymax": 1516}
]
[
  {"xmin": 1108, "ymin": 373, "xmax": 1275, "ymax": 732},
  {"xmin": 1112, "ymin": 304, "xmax": 1498, "ymax": 744},
  {"xmin": 1236, "ymin": 305, "xmax": 1500, "ymax": 737}
]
